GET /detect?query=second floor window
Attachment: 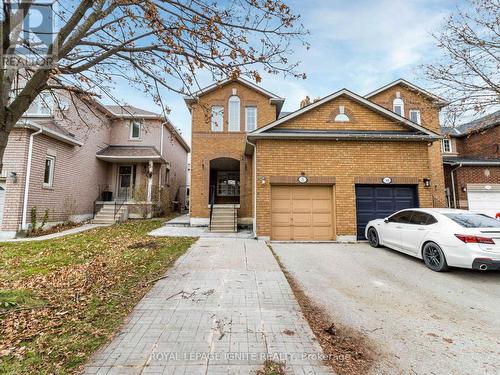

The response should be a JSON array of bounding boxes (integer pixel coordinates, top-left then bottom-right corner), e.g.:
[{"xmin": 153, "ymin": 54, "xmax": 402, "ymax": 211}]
[
  {"xmin": 442, "ymin": 138, "xmax": 452, "ymax": 153},
  {"xmin": 26, "ymin": 92, "xmax": 53, "ymax": 116},
  {"xmin": 211, "ymin": 106, "xmax": 224, "ymax": 131},
  {"xmin": 245, "ymin": 106, "xmax": 257, "ymax": 131},
  {"xmin": 228, "ymin": 96, "xmax": 240, "ymax": 131},
  {"xmin": 409, "ymin": 110, "xmax": 421, "ymax": 125},
  {"xmin": 393, "ymin": 98, "xmax": 404, "ymax": 117},
  {"xmin": 130, "ymin": 121, "xmax": 141, "ymax": 139}
]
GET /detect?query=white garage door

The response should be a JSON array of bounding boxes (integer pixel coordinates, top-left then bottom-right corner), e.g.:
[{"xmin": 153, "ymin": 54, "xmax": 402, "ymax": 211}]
[
  {"xmin": 0, "ymin": 181, "xmax": 5, "ymax": 226},
  {"xmin": 468, "ymin": 187, "xmax": 500, "ymax": 218}
]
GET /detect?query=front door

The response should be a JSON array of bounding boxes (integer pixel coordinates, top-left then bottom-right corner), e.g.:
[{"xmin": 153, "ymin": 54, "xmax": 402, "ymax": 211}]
[
  {"xmin": 216, "ymin": 171, "xmax": 240, "ymax": 204},
  {"xmin": 118, "ymin": 165, "xmax": 133, "ymax": 199}
]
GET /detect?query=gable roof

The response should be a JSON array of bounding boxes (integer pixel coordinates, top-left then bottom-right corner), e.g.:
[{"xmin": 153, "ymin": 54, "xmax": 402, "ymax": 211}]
[
  {"xmin": 105, "ymin": 105, "xmax": 161, "ymax": 119},
  {"xmin": 183, "ymin": 77, "xmax": 285, "ymax": 113},
  {"xmin": 441, "ymin": 110, "xmax": 500, "ymax": 138},
  {"xmin": 16, "ymin": 119, "xmax": 83, "ymax": 146},
  {"xmin": 364, "ymin": 78, "xmax": 449, "ymax": 107},
  {"xmin": 250, "ymin": 88, "xmax": 441, "ymax": 140}
]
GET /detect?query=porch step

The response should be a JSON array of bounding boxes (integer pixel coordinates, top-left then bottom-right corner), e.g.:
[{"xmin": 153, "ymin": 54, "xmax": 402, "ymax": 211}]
[
  {"xmin": 209, "ymin": 206, "xmax": 237, "ymax": 233},
  {"xmin": 92, "ymin": 204, "xmax": 128, "ymax": 224}
]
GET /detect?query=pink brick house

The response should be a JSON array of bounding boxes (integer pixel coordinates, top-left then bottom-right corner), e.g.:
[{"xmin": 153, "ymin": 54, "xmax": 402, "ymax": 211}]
[{"xmin": 0, "ymin": 92, "xmax": 190, "ymax": 239}]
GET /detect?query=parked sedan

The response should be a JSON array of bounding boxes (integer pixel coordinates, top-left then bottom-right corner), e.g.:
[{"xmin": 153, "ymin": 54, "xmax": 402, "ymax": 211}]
[{"xmin": 365, "ymin": 208, "xmax": 500, "ymax": 272}]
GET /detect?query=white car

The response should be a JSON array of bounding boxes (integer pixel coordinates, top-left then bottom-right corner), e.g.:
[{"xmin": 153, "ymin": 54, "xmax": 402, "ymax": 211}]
[{"xmin": 365, "ymin": 208, "xmax": 500, "ymax": 272}]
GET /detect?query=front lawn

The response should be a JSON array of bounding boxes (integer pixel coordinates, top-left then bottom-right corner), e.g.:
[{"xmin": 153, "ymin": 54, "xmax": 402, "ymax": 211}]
[{"xmin": 0, "ymin": 219, "xmax": 196, "ymax": 374}]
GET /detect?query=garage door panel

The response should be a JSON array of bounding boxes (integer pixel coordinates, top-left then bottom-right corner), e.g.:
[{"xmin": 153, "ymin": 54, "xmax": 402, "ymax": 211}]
[
  {"xmin": 273, "ymin": 226, "xmax": 292, "ymax": 241},
  {"xmin": 313, "ymin": 226, "xmax": 332, "ymax": 240},
  {"xmin": 271, "ymin": 185, "xmax": 334, "ymax": 241},
  {"xmin": 293, "ymin": 226, "xmax": 313, "ymax": 241},
  {"xmin": 356, "ymin": 185, "xmax": 418, "ymax": 240},
  {"xmin": 312, "ymin": 213, "xmax": 331, "ymax": 226},
  {"xmin": 292, "ymin": 213, "xmax": 312, "ymax": 226},
  {"xmin": 272, "ymin": 199, "xmax": 292, "ymax": 212},
  {"xmin": 292, "ymin": 200, "xmax": 313, "ymax": 212}
]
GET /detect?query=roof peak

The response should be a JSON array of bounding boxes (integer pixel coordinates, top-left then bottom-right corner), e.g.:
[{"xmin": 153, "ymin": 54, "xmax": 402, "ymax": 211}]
[{"xmin": 365, "ymin": 78, "xmax": 448, "ymax": 106}]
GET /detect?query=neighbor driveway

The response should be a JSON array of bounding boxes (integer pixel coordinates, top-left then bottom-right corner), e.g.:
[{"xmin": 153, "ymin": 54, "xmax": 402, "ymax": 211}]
[{"xmin": 273, "ymin": 242, "xmax": 500, "ymax": 375}]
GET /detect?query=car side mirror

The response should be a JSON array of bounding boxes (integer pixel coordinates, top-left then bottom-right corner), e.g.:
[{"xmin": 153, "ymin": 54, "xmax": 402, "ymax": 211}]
[{"xmin": 384, "ymin": 218, "xmax": 389, "ymax": 223}]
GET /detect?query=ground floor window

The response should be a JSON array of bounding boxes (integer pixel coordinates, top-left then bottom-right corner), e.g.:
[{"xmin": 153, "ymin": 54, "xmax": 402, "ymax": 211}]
[{"xmin": 43, "ymin": 156, "xmax": 55, "ymax": 188}]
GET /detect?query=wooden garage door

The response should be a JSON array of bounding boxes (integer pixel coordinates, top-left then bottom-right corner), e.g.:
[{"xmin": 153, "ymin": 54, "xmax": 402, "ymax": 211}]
[{"xmin": 271, "ymin": 185, "xmax": 334, "ymax": 241}]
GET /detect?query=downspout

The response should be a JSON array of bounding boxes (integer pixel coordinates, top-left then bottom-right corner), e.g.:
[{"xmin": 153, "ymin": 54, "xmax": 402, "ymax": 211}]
[
  {"xmin": 22, "ymin": 127, "xmax": 43, "ymax": 230},
  {"xmin": 159, "ymin": 122, "xmax": 166, "ymax": 198},
  {"xmin": 450, "ymin": 163, "xmax": 462, "ymax": 209},
  {"xmin": 246, "ymin": 139, "xmax": 257, "ymax": 238}
]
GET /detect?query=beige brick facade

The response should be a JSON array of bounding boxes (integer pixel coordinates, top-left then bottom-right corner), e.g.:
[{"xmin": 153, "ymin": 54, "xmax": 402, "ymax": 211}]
[
  {"xmin": 187, "ymin": 78, "xmax": 447, "ymax": 239},
  {"xmin": 189, "ymin": 81, "xmax": 278, "ymax": 223},
  {"xmin": 1, "ymin": 94, "xmax": 189, "ymax": 236}
]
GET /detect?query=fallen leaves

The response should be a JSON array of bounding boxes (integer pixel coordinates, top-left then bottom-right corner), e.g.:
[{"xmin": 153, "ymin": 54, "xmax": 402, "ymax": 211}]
[{"xmin": 0, "ymin": 219, "xmax": 197, "ymax": 374}]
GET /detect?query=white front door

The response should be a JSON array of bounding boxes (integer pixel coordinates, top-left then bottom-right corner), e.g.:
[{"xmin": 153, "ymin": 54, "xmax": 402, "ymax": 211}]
[
  {"xmin": 0, "ymin": 181, "xmax": 6, "ymax": 227},
  {"xmin": 118, "ymin": 165, "xmax": 133, "ymax": 199}
]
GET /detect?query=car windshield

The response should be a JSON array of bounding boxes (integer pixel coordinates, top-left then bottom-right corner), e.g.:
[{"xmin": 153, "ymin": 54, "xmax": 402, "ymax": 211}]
[{"xmin": 444, "ymin": 213, "xmax": 500, "ymax": 228}]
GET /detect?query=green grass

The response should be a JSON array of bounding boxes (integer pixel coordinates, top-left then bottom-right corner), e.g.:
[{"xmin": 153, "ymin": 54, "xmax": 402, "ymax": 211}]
[{"xmin": 0, "ymin": 219, "xmax": 197, "ymax": 374}]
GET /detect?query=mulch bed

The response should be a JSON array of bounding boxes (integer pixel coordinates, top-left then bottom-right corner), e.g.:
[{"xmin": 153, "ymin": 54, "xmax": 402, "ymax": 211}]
[
  {"xmin": 269, "ymin": 245, "xmax": 376, "ymax": 375},
  {"xmin": 27, "ymin": 221, "xmax": 83, "ymax": 237}
]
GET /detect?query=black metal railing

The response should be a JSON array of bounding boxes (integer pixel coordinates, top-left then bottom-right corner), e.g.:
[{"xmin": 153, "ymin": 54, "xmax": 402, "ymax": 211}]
[
  {"xmin": 209, "ymin": 185, "xmax": 216, "ymax": 231},
  {"xmin": 114, "ymin": 188, "xmax": 129, "ymax": 221}
]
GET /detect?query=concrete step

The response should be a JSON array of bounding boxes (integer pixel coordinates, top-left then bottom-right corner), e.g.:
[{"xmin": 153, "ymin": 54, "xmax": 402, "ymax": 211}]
[{"xmin": 92, "ymin": 219, "xmax": 116, "ymax": 224}]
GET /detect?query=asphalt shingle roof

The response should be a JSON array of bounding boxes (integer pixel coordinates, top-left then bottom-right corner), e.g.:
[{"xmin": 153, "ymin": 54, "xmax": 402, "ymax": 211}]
[{"xmin": 441, "ymin": 110, "xmax": 500, "ymax": 137}]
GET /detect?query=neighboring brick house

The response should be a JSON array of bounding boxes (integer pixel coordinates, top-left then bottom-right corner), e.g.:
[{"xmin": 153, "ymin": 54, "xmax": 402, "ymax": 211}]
[
  {"xmin": 441, "ymin": 110, "xmax": 500, "ymax": 217},
  {"xmin": 185, "ymin": 78, "xmax": 447, "ymax": 241},
  {"xmin": 0, "ymin": 93, "xmax": 189, "ymax": 239}
]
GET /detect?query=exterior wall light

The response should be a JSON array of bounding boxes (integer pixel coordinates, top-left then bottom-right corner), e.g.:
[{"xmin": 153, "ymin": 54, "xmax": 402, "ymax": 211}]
[
  {"xmin": 423, "ymin": 178, "xmax": 431, "ymax": 187},
  {"xmin": 9, "ymin": 171, "xmax": 17, "ymax": 183}
]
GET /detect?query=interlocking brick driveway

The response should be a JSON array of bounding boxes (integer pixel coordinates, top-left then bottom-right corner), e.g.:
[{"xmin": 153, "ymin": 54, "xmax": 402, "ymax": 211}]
[{"xmin": 84, "ymin": 238, "xmax": 333, "ymax": 375}]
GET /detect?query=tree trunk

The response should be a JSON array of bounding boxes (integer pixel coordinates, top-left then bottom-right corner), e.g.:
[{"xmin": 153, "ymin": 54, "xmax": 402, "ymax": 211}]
[{"xmin": 0, "ymin": 111, "xmax": 19, "ymax": 175}]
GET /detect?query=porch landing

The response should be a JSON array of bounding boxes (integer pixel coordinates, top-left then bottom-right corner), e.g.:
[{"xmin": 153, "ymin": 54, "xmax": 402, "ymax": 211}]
[{"xmin": 149, "ymin": 215, "xmax": 253, "ymax": 239}]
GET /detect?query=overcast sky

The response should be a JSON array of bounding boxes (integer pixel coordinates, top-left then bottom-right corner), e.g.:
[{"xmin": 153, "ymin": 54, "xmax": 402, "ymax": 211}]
[{"xmin": 104, "ymin": 0, "xmax": 465, "ymax": 146}]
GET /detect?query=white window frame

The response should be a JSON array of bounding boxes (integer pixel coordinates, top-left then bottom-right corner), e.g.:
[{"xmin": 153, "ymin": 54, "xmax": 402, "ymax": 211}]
[
  {"xmin": 26, "ymin": 92, "xmax": 54, "ymax": 117},
  {"xmin": 409, "ymin": 109, "xmax": 421, "ymax": 125},
  {"xmin": 43, "ymin": 155, "xmax": 55, "ymax": 188},
  {"xmin": 245, "ymin": 106, "xmax": 257, "ymax": 132},
  {"xmin": 217, "ymin": 171, "xmax": 240, "ymax": 197},
  {"xmin": 211, "ymin": 106, "xmax": 224, "ymax": 132},
  {"xmin": 393, "ymin": 98, "xmax": 404, "ymax": 117},
  {"xmin": 442, "ymin": 138, "xmax": 452, "ymax": 153},
  {"xmin": 129, "ymin": 121, "xmax": 142, "ymax": 140},
  {"xmin": 228, "ymin": 96, "xmax": 240, "ymax": 132}
]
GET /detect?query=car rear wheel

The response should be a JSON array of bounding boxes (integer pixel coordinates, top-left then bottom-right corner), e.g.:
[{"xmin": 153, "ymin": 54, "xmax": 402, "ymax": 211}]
[
  {"xmin": 422, "ymin": 242, "xmax": 449, "ymax": 272},
  {"xmin": 367, "ymin": 227, "xmax": 380, "ymax": 248}
]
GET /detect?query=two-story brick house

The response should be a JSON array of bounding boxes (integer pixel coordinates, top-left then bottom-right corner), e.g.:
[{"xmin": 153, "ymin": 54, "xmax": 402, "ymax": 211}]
[
  {"xmin": 185, "ymin": 78, "xmax": 447, "ymax": 241},
  {"xmin": 441, "ymin": 110, "xmax": 500, "ymax": 217},
  {"xmin": 0, "ymin": 93, "xmax": 189, "ymax": 239}
]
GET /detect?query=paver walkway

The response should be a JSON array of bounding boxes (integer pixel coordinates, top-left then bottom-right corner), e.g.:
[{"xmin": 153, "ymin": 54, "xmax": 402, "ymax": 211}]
[{"xmin": 84, "ymin": 238, "xmax": 333, "ymax": 374}]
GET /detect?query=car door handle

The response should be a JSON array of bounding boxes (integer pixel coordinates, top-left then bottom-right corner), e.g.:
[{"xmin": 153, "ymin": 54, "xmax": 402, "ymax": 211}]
[
  {"xmin": 396, "ymin": 226, "xmax": 403, "ymax": 229},
  {"xmin": 417, "ymin": 228, "xmax": 426, "ymax": 231}
]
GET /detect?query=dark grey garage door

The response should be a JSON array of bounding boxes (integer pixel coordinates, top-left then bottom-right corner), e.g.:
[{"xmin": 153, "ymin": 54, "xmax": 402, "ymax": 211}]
[{"xmin": 355, "ymin": 185, "xmax": 418, "ymax": 240}]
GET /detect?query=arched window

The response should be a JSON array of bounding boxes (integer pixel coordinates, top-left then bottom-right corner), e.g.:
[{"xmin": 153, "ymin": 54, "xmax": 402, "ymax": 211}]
[
  {"xmin": 228, "ymin": 95, "xmax": 240, "ymax": 131},
  {"xmin": 393, "ymin": 94, "xmax": 404, "ymax": 116},
  {"xmin": 334, "ymin": 105, "xmax": 350, "ymax": 122}
]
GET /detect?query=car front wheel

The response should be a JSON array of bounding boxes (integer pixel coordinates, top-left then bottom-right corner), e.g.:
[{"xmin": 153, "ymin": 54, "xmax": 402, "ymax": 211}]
[
  {"xmin": 422, "ymin": 242, "xmax": 449, "ymax": 272},
  {"xmin": 367, "ymin": 227, "xmax": 380, "ymax": 248}
]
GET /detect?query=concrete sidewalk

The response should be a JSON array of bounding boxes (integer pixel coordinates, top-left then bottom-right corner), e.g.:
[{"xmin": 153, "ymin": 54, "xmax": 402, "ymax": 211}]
[{"xmin": 84, "ymin": 238, "xmax": 333, "ymax": 374}]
